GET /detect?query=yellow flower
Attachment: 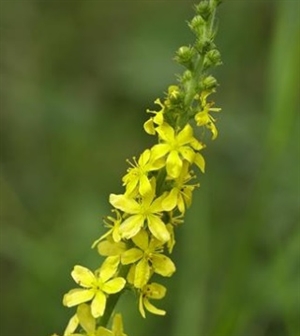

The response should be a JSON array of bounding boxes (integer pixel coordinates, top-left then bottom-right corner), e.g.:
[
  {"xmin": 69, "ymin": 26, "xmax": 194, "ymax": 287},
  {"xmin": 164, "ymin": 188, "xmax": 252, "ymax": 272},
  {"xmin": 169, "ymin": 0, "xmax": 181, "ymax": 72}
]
[
  {"xmin": 122, "ymin": 149, "xmax": 164, "ymax": 197},
  {"xmin": 151, "ymin": 123, "xmax": 204, "ymax": 178},
  {"xmin": 144, "ymin": 99, "xmax": 165, "ymax": 135},
  {"xmin": 63, "ymin": 257, "xmax": 126, "ymax": 318},
  {"xmin": 92, "ymin": 210, "xmax": 123, "ymax": 248},
  {"xmin": 162, "ymin": 161, "xmax": 199, "ymax": 213},
  {"xmin": 62, "ymin": 304, "xmax": 127, "ymax": 336},
  {"xmin": 109, "ymin": 179, "xmax": 170, "ymax": 242},
  {"xmin": 139, "ymin": 282, "xmax": 167, "ymax": 318},
  {"xmin": 121, "ymin": 230, "xmax": 176, "ymax": 288},
  {"xmin": 195, "ymin": 90, "xmax": 221, "ymax": 140}
]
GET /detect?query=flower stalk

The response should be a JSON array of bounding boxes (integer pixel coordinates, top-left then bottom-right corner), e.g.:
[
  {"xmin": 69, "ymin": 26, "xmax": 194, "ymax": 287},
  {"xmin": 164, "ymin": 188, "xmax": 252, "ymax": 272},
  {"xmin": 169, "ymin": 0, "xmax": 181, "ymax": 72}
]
[{"xmin": 54, "ymin": 1, "xmax": 223, "ymax": 335}]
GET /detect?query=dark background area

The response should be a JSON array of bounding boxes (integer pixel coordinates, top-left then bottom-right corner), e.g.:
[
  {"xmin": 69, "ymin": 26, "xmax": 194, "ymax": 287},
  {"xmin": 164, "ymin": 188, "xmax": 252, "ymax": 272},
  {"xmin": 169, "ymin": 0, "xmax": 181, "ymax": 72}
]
[{"xmin": 0, "ymin": 1, "xmax": 299, "ymax": 335}]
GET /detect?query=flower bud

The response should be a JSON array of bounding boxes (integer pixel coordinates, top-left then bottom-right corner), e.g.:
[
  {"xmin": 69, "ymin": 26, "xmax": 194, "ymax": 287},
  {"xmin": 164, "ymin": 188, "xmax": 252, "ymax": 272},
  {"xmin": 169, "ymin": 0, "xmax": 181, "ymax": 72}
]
[
  {"xmin": 174, "ymin": 46, "xmax": 195, "ymax": 70},
  {"xmin": 188, "ymin": 15, "xmax": 206, "ymax": 35},
  {"xmin": 203, "ymin": 49, "xmax": 222, "ymax": 69},
  {"xmin": 200, "ymin": 75, "xmax": 218, "ymax": 90},
  {"xmin": 195, "ymin": 1, "xmax": 211, "ymax": 21},
  {"xmin": 195, "ymin": 37, "xmax": 214, "ymax": 55}
]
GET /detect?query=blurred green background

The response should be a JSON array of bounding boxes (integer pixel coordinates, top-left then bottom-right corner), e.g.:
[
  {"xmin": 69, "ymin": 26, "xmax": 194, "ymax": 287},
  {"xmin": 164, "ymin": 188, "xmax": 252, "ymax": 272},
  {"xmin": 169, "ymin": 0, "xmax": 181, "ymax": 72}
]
[{"xmin": 0, "ymin": 1, "xmax": 299, "ymax": 336}]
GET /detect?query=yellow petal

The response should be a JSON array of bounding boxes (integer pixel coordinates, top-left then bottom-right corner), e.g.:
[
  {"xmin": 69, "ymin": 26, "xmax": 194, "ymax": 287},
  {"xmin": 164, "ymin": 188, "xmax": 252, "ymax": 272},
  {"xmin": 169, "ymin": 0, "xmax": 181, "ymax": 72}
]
[
  {"xmin": 97, "ymin": 240, "xmax": 126, "ymax": 257},
  {"xmin": 166, "ymin": 150, "xmax": 182, "ymax": 178},
  {"xmin": 177, "ymin": 193, "xmax": 186, "ymax": 213},
  {"xmin": 153, "ymin": 111, "xmax": 164, "ymax": 125},
  {"xmin": 208, "ymin": 121, "xmax": 218, "ymax": 140},
  {"xmin": 102, "ymin": 277, "xmax": 126, "ymax": 294},
  {"xmin": 156, "ymin": 123, "xmax": 174, "ymax": 142},
  {"xmin": 150, "ymin": 143, "xmax": 170, "ymax": 161},
  {"xmin": 109, "ymin": 194, "xmax": 140, "ymax": 214},
  {"xmin": 63, "ymin": 288, "xmax": 94, "ymax": 307},
  {"xmin": 195, "ymin": 111, "xmax": 209, "ymax": 126},
  {"xmin": 166, "ymin": 224, "xmax": 176, "ymax": 253},
  {"xmin": 121, "ymin": 248, "xmax": 143, "ymax": 265},
  {"xmin": 162, "ymin": 188, "xmax": 178, "ymax": 211},
  {"xmin": 76, "ymin": 303, "xmax": 95, "ymax": 334},
  {"xmin": 131, "ymin": 229, "xmax": 149, "ymax": 250},
  {"xmin": 179, "ymin": 146, "xmax": 195, "ymax": 163},
  {"xmin": 143, "ymin": 119, "xmax": 155, "ymax": 135},
  {"xmin": 139, "ymin": 293, "xmax": 146, "ymax": 319},
  {"xmin": 147, "ymin": 214, "xmax": 170, "ymax": 243},
  {"xmin": 119, "ymin": 214, "xmax": 144, "ymax": 239},
  {"xmin": 63, "ymin": 313, "xmax": 79, "ymax": 335},
  {"xmin": 91, "ymin": 291, "xmax": 106, "ymax": 318},
  {"xmin": 71, "ymin": 265, "xmax": 95, "ymax": 288},
  {"xmin": 111, "ymin": 313, "xmax": 127, "ymax": 336},
  {"xmin": 138, "ymin": 149, "xmax": 151, "ymax": 165},
  {"xmin": 100, "ymin": 256, "xmax": 119, "ymax": 282},
  {"xmin": 96, "ymin": 327, "xmax": 113, "ymax": 336},
  {"xmin": 151, "ymin": 254, "xmax": 176, "ymax": 277},
  {"xmin": 144, "ymin": 298, "xmax": 166, "ymax": 316},
  {"xmin": 134, "ymin": 258, "xmax": 151, "ymax": 289},
  {"xmin": 177, "ymin": 123, "xmax": 193, "ymax": 145},
  {"xmin": 126, "ymin": 264, "xmax": 136, "ymax": 285},
  {"xmin": 139, "ymin": 175, "xmax": 152, "ymax": 196},
  {"xmin": 194, "ymin": 153, "xmax": 205, "ymax": 173}
]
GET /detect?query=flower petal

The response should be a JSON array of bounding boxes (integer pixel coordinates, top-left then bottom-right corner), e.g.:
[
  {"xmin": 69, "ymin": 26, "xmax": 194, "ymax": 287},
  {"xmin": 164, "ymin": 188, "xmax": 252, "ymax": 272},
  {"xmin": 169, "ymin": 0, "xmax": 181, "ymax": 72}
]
[
  {"xmin": 63, "ymin": 313, "xmax": 79, "ymax": 335},
  {"xmin": 147, "ymin": 214, "xmax": 170, "ymax": 243},
  {"xmin": 121, "ymin": 248, "xmax": 143, "ymax": 265},
  {"xmin": 96, "ymin": 327, "xmax": 113, "ymax": 336},
  {"xmin": 71, "ymin": 265, "xmax": 95, "ymax": 288},
  {"xmin": 109, "ymin": 194, "xmax": 140, "ymax": 214},
  {"xmin": 131, "ymin": 229, "xmax": 149, "ymax": 250},
  {"xmin": 156, "ymin": 123, "xmax": 174, "ymax": 142},
  {"xmin": 77, "ymin": 303, "xmax": 95, "ymax": 334},
  {"xmin": 139, "ymin": 175, "xmax": 152, "ymax": 196},
  {"xmin": 151, "ymin": 254, "xmax": 176, "ymax": 277},
  {"xmin": 102, "ymin": 277, "xmax": 126, "ymax": 294},
  {"xmin": 111, "ymin": 313, "xmax": 126, "ymax": 335},
  {"xmin": 97, "ymin": 240, "xmax": 126, "ymax": 257},
  {"xmin": 100, "ymin": 256, "xmax": 119, "ymax": 282},
  {"xmin": 139, "ymin": 293, "xmax": 146, "ymax": 319},
  {"xmin": 166, "ymin": 150, "xmax": 182, "ymax": 178},
  {"xmin": 138, "ymin": 149, "xmax": 151, "ymax": 166},
  {"xmin": 63, "ymin": 288, "xmax": 94, "ymax": 307},
  {"xmin": 134, "ymin": 258, "xmax": 151, "ymax": 289},
  {"xmin": 194, "ymin": 153, "xmax": 205, "ymax": 173},
  {"xmin": 119, "ymin": 214, "xmax": 145, "ymax": 239},
  {"xmin": 91, "ymin": 291, "xmax": 106, "ymax": 318},
  {"xmin": 162, "ymin": 188, "xmax": 178, "ymax": 211},
  {"xmin": 179, "ymin": 146, "xmax": 195, "ymax": 163},
  {"xmin": 143, "ymin": 119, "xmax": 155, "ymax": 135},
  {"xmin": 150, "ymin": 144, "xmax": 170, "ymax": 161},
  {"xmin": 177, "ymin": 123, "xmax": 193, "ymax": 145},
  {"xmin": 144, "ymin": 298, "xmax": 166, "ymax": 316}
]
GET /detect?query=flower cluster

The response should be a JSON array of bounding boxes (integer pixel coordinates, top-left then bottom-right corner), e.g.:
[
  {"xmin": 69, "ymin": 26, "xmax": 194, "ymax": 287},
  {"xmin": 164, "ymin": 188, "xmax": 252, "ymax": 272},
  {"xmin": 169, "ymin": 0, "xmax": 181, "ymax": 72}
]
[{"xmin": 56, "ymin": 1, "xmax": 222, "ymax": 335}]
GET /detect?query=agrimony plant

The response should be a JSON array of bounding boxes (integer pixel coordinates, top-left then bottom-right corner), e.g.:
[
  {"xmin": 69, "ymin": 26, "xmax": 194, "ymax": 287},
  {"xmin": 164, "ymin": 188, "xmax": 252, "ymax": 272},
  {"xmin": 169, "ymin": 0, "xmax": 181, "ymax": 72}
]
[{"xmin": 53, "ymin": 0, "xmax": 223, "ymax": 335}]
